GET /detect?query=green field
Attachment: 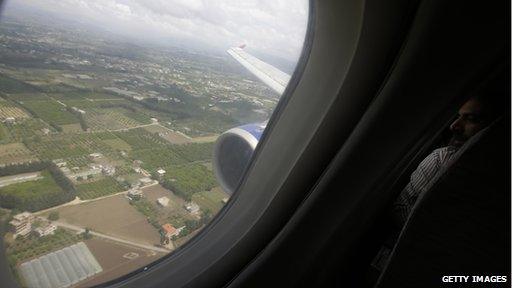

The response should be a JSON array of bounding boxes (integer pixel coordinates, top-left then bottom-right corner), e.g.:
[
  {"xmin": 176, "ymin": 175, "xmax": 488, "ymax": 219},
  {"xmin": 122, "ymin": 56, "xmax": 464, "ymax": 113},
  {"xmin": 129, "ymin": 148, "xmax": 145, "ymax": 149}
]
[
  {"xmin": 0, "ymin": 170, "xmax": 65, "ymax": 211},
  {"xmin": 0, "ymin": 123, "xmax": 8, "ymax": 142},
  {"xmin": 4, "ymin": 119, "xmax": 53, "ymax": 141},
  {"xmin": 0, "ymin": 74, "xmax": 40, "ymax": 94},
  {"xmin": 131, "ymin": 148, "xmax": 187, "ymax": 171},
  {"xmin": 173, "ymin": 142, "xmax": 214, "ymax": 162},
  {"xmin": 102, "ymin": 138, "xmax": 132, "ymax": 151},
  {"xmin": 114, "ymin": 128, "xmax": 169, "ymax": 150},
  {"xmin": 192, "ymin": 188, "xmax": 228, "ymax": 215},
  {"xmin": 0, "ymin": 142, "xmax": 37, "ymax": 164},
  {"xmin": 130, "ymin": 198, "xmax": 161, "ymax": 228},
  {"xmin": 24, "ymin": 133, "xmax": 113, "ymax": 160},
  {"xmin": 60, "ymin": 99, "xmax": 97, "ymax": 109},
  {"xmin": 76, "ymin": 177, "xmax": 127, "ymax": 200},
  {"xmin": 128, "ymin": 142, "xmax": 214, "ymax": 173},
  {"xmin": 6, "ymin": 93, "xmax": 52, "ymax": 102},
  {"xmin": 22, "ymin": 100, "xmax": 78, "ymax": 125},
  {"xmin": 160, "ymin": 163, "xmax": 217, "ymax": 201}
]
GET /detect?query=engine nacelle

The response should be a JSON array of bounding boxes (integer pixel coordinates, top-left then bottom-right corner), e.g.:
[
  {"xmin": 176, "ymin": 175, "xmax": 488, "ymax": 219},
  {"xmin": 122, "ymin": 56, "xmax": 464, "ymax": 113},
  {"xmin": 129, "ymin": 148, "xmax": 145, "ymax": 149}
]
[{"xmin": 213, "ymin": 122, "xmax": 266, "ymax": 195}]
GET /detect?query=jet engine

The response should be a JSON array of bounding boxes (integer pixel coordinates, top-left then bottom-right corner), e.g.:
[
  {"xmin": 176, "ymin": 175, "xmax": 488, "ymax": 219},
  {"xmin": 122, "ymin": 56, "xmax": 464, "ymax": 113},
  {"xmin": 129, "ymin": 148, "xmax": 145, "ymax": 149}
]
[{"xmin": 213, "ymin": 122, "xmax": 266, "ymax": 195}]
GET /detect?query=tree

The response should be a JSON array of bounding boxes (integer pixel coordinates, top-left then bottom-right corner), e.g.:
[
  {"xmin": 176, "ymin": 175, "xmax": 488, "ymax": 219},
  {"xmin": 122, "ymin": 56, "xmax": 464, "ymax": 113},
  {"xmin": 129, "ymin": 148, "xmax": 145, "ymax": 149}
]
[{"xmin": 48, "ymin": 211, "xmax": 59, "ymax": 221}]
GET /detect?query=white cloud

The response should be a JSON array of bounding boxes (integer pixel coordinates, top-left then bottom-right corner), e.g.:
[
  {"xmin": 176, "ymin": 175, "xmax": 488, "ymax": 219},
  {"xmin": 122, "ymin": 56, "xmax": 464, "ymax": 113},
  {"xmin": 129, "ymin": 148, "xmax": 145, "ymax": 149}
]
[{"xmin": 6, "ymin": 0, "xmax": 308, "ymax": 61}]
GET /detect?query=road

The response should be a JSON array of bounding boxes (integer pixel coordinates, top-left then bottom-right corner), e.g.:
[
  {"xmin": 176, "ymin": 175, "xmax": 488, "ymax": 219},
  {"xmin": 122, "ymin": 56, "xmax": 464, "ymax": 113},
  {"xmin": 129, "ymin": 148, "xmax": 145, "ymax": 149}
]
[
  {"xmin": 49, "ymin": 220, "xmax": 172, "ymax": 254},
  {"xmin": 109, "ymin": 123, "xmax": 156, "ymax": 132},
  {"xmin": 33, "ymin": 181, "xmax": 159, "ymax": 216},
  {"xmin": 0, "ymin": 172, "xmax": 42, "ymax": 188}
]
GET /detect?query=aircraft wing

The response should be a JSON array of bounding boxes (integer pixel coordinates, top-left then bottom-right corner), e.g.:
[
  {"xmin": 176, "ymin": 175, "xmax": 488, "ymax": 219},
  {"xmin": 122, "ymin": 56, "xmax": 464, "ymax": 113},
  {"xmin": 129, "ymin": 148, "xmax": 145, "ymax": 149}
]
[{"xmin": 227, "ymin": 46, "xmax": 291, "ymax": 95}]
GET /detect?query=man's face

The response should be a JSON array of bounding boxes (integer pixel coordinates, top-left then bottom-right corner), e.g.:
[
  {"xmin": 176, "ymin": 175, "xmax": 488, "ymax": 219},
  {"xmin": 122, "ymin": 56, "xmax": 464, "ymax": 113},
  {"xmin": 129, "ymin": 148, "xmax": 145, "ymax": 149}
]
[{"xmin": 449, "ymin": 98, "xmax": 486, "ymax": 147}]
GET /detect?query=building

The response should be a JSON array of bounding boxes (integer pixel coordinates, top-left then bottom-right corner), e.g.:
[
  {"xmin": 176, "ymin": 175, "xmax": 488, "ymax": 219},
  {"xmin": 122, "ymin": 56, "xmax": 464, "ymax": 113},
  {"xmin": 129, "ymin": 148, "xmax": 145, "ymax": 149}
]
[
  {"xmin": 41, "ymin": 128, "xmax": 50, "ymax": 135},
  {"xmin": 185, "ymin": 202, "xmax": 200, "ymax": 214},
  {"xmin": 71, "ymin": 107, "xmax": 86, "ymax": 114},
  {"xmin": 4, "ymin": 117, "xmax": 15, "ymax": 124},
  {"xmin": 127, "ymin": 189, "xmax": 142, "ymax": 200},
  {"xmin": 157, "ymin": 197, "xmax": 170, "ymax": 207},
  {"xmin": 89, "ymin": 152, "xmax": 103, "ymax": 160},
  {"xmin": 55, "ymin": 161, "xmax": 67, "ymax": 168},
  {"xmin": 9, "ymin": 212, "xmax": 35, "ymax": 239},
  {"xmin": 34, "ymin": 223, "xmax": 57, "ymax": 237},
  {"xmin": 70, "ymin": 167, "xmax": 102, "ymax": 180},
  {"xmin": 156, "ymin": 169, "xmax": 166, "ymax": 177},
  {"xmin": 161, "ymin": 223, "xmax": 179, "ymax": 244},
  {"xmin": 102, "ymin": 165, "xmax": 116, "ymax": 176}
]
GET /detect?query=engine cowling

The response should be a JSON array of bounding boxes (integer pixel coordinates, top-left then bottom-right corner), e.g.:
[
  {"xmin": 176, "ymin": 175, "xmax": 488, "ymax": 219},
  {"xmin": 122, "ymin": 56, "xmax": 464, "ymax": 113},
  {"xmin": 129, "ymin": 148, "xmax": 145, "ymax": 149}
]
[{"xmin": 213, "ymin": 122, "xmax": 266, "ymax": 195}]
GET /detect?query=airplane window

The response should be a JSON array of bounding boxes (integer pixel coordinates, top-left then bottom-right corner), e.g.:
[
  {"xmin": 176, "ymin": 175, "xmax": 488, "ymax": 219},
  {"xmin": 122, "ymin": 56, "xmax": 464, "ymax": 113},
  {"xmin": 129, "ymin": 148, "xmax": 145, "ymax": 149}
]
[{"xmin": 0, "ymin": 0, "xmax": 308, "ymax": 287}]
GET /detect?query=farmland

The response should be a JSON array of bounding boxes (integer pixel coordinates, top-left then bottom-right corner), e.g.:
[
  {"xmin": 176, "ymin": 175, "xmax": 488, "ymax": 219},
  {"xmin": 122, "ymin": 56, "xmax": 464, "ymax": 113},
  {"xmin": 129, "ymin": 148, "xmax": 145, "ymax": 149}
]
[
  {"xmin": 24, "ymin": 133, "xmax": 114, "ymax": 160},
  {"xmin": 0, "ymin": 11, "xmax": 281, "ymax": 287},
  {"xmin": 5, "ymin": 228, "xmax": 81, "ymax": 267},
  {"xmin": 21, "ymin": 100, "xmax": 79, "ymax": 126},
  {"xmin": 0, "ymin": 142, "xmax": 37, "ymax": 164},
  {"xmin": 49, "ymin": 194, "xmax": 162, "ymax": 246},
  {"xmin": 76, "ymin": 177, "xmax": 127, "ymax": 200},
  {"xmin": 143, "ymin": 125, "xmax": 192, "ymax": 144},
  {"xmin": 0, "ymin": 74, "xmax": 40, "ymax": 94},
  {"xmin": 192, "ymin": 187, "xmax": 229, "ymax": 215},
  {"xmin": 160, "ymin": 163, "xmax": 217, "ymax": 201},
  {"xmin": 86, "ymin": 108, "xmax": 150, "ymax": 131},
  {"xmin": 3, "ymin": 119, "xmax": 53, "ymax": 142},
  {"xmin": 0, "ymin": 169, "xmax": 70, "ymax": 212},
  {"xmin": 76, "ymin": 238, "xmax": 165, "ymax": 288},
  {"xmin": 0, "ymin": 103, "xmax": 29, "ymax": 120},
  {"xmin": 101, "ymin": 138, "xmax": 132, "ymax": 151}
]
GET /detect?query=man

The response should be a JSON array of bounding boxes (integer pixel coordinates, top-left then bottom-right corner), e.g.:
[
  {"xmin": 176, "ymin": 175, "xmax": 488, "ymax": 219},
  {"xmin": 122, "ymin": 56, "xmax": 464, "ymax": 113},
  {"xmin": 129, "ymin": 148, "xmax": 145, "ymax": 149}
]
[{"xmin": 392, "ymin": 95, "xmax": 502, "ymax": 227}]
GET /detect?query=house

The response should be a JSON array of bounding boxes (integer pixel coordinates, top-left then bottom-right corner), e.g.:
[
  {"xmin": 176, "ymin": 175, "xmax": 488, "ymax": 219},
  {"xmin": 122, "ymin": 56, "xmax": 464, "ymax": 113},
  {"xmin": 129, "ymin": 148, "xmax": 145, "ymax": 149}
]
[
  {"xmin": 55, "ymin": 161, "xmax": 67, "ymax": 168},
  {"xmin": 71, "ymin": 107, "xmax": 86, "ymax": 114},
  {"xmin": 184, "ymin": 202, "xmax": 200, "ymax": 214},
  {"xmin": 157, "ymin": 197, "xmax": 170, "ymax": 207},
  {"xmin": 139, "ymin": 177, "xmax": 153, "ymax": 185},
  {"xmin": 41, "ymin": 128, "xmax": 50, "ymax": 135},
  {"xmin": 71, "ymin": 167, "xmax": 101, "ymax": 180},
  {"xmin": 4, "ymin": 117, "xmax": 15, "ymax": 124},
  {"xmin": 9, "ymin": 212, "xmax": 34, "ymax": 239},
  {"xmin": 102, "ymin": 165, "xmax": 116, "ymax": 176},
  {"xmin": 161, "ymin": 223, "xmax": 179, "ymax": 244},
  {"xmin": 157, "ymin": 169, "xmax": 166, "ymax": 177},
  {"xmin": 127, "ymin": 189, "xmax": 142, "ymax": 200},
  {"xmin": 151, "ymin": 117, "xmax": 158, "ymax": 123},
  {"xmin": 89, "ymin": 152, "xmax": 102, "ymax": 160},
  {"xmin": 34, "ymin": 223, "xmax": 57, "ymax": 237}
]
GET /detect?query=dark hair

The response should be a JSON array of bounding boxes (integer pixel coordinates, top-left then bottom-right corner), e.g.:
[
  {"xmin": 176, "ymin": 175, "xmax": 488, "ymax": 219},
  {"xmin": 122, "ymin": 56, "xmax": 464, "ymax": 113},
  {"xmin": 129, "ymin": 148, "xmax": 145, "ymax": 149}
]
[{"xmin": 471, "ymin": 72, "xmax": 509, "ymax": 122}]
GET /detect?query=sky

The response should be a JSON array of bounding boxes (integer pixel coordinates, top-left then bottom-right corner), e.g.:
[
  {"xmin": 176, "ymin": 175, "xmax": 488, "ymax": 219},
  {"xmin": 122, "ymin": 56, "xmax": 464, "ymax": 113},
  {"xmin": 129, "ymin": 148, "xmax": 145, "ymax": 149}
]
[{"xmin": 3, "ymin": 0, "xmax": 309, "ymax": 62}]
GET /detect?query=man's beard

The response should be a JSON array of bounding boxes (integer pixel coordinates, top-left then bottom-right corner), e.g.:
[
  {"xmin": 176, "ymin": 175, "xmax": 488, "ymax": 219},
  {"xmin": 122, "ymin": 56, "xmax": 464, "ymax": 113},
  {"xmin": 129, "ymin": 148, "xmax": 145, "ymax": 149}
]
[{"xmin": 448, "ymin": 133, "xmax": 466, "ymax": 147}]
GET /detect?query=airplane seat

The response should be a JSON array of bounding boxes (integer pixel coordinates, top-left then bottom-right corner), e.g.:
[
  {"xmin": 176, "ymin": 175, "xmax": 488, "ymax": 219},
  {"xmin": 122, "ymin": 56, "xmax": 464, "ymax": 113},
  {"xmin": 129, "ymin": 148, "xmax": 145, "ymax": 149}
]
[{"xmin": 375, "ymin": 117, "xmax": 510, "ymax": 288}]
